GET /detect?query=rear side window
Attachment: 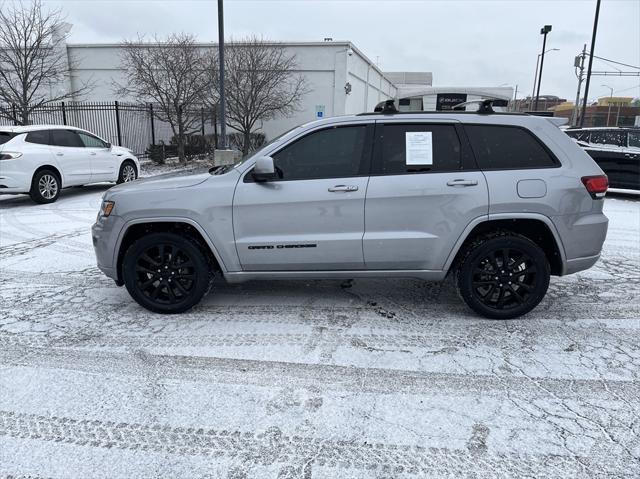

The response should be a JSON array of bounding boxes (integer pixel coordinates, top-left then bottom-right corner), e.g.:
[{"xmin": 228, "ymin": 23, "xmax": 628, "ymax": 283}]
[
  {"xmin": 373, "ymin": 123, "xmax": 462, "ymax": 175},
  {"xmin": 50, "ymin": 129, "xmax": 84, "ymax": 147},
  {"xmin": 465, "ymin": 125, "xmax": 557, "ymax": 170},
  {"xmin": 0, "ymin": 132, "xmax": 16, "ymax": 145},
  {"xmin": 25, "ymin": 130, "xmax": 50, "ymax": 145}
]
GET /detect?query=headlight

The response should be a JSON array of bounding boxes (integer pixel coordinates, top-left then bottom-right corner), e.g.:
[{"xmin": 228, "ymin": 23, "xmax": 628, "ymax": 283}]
[
  {"xmin": 100, "ymin": 200, "xmax": 115, "ymax": 217},
  {"xmin": 0, "ymin": 152, "xmax": 23, "ymax": 160}
]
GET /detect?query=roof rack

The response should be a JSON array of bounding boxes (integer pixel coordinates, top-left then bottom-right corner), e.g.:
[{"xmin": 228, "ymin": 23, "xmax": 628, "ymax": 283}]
[
  {"xmin": 373, "ymin": 99, "xmax": 399, "ymax": 114},
  {"xmin": 358, "ymin": 97, "xmax": 527, "ymax": 117},
  {"xmin": 452, "ymin": 98, "xmax": 496, "ymax": 113}
]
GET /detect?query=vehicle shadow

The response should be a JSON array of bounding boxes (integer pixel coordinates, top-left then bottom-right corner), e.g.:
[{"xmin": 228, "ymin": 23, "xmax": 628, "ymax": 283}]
[{"xmin": 0, "ymin": 183, "xmax": 113, "ymax": 209}]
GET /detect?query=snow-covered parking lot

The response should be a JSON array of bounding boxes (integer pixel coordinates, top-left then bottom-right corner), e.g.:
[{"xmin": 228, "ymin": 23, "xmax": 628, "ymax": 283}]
[{"xmin": 0, "ymin": 183, "xmax": 639, "ymax": 478}]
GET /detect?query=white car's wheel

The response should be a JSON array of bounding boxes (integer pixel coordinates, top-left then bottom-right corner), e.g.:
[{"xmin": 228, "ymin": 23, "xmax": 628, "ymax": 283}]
[
  {"xmin": 117, "ymin": 161, "xmax": 137, "ymax": 184},
  {"xmin": 30, "ymin": 170, "xmax": 60, "ymax": 204}
]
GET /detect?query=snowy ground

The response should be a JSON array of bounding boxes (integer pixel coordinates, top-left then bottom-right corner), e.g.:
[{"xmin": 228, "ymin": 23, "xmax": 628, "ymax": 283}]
[{"xmin": 0, "ymin": 183, "xmax": 639, "ymax": 478}]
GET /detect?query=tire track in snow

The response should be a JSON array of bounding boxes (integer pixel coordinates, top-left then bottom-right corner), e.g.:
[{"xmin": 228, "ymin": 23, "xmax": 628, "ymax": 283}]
[{"xmin": 0, "ymin": 410, "xmax": 636, "ymax": 478}]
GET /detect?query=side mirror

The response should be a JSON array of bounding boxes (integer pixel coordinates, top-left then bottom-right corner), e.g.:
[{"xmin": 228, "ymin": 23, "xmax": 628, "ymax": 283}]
[
  {"xmin": 252, "ymin": 156, "xmax": 276, "ymax": 182},
  {"xmin": 106, "ymin": 142, "xmax": 112, "ymax": 149}
]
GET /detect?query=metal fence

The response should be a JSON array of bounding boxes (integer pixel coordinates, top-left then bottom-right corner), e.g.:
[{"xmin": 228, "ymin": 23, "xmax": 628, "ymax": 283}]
[{"xmin": 0, "ymin": 101, "xmax": 217, "ymax": 158}]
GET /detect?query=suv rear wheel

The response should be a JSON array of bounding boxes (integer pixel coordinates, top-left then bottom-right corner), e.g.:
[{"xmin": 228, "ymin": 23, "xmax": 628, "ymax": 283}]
[
  {"xmin": 30, "ymin": 169, "xmax": 60, "ymax": 204},
  {"xmin": 123, "ymin": 232, "xmax": 212, "ymax": 313},
  {"xmin": 456, "ymin": 232, "xmax": 550, "ymax": 319}
]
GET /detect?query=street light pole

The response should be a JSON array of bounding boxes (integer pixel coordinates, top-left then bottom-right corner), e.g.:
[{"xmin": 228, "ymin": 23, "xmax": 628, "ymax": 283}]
[
  {"xmin": 580, "ymin": 0, "xmax": 602, "ymax": 127},
  {"xmin": 602, "ymin": 84, "xmax": 613, "ymax": 126},
  {"xmin": 534, "ymin": 25, "xmax": 552, "ymax": 111},
  {"xmin": 217, "ymin": 0, "xmax": 227, "ymax": 149}
]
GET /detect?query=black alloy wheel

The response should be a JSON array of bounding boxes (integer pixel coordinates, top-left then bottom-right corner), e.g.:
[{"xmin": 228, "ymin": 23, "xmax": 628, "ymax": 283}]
[
  {"xmin": 123, "ymin": 233, "xmax": 211, "ymax": 313},
  {"xmin": 457, "ymin": 234, "xmax": 550, "ymax": 319}
]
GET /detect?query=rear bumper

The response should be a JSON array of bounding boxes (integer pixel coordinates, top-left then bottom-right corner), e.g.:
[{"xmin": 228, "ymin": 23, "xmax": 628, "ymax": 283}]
[
  {"xmin": 0, "ymin": 172, "xmax": 31, "ymax": 193},
  {"xmin": 553, "ymin": 212, "xmax": 608, "ymax": 276},
  {"xmin": 564, "ymin": 253, "xmax": 600, "ymax": 275}
]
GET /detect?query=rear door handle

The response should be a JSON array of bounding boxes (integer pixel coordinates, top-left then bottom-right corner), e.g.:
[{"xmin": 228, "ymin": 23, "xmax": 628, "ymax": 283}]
[
  {"xmin": 447, "ymin": 179, "xmax": 478, "ymax": 187},
  {"xmin": 55, "ymin": 152, "xmax": 64, "ymax": 156},
  {"xmin": 90, "ymin": 152, "xmax": 96, "ymax": 156},
  {"xmin": 328, "ymin": 185, "xmax": 358, "ymax": 192}
]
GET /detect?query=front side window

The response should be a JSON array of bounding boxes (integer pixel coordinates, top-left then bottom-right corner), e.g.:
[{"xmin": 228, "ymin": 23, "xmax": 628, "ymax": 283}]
[
  {"xmin": 465, "ymin": 125, "xmax": 557, "ymax": 170},
  {"xmin": 373, "ymin": 123, "xmax": 462, "ymax": 175},
  {"xmin": 270, "ymin": 125, "xmax": 368, "ymax": 181},
  {"xmin": 629, "ymin": 131, "xmax": 640, "ymax": 148},
  {"xmin": 590, "ymin": 130, "xmax": 626, "ymax": 147},
  {"xmin": 78, "ymin": 131, "xmax": 108, "ymax": 148},
  {"xmin": 25, "ymin": 130, "xmax": 50, "ymax": 145},
  {"xmin": 50, "ymin": 129, "xmax": 84, "ymax": 148}
]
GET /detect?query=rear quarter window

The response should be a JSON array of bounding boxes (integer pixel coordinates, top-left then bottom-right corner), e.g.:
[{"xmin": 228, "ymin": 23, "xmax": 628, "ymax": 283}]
[
  {"xmin": 465, "ymin": 124, "xmax": 558, "ymax": 170},
  {"xmin": 25, "ymin": 130, "xmax": 50, "ymax": 145},
  {"xmin": 0, "ymin": 132, "xmax": 16, "ymax": 145}
]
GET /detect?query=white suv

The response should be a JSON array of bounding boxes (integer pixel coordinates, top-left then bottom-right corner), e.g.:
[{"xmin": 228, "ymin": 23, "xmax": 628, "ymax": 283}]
[{"xmin": 0, "ymin": 125, "xmax": 140, "ymax": 203}]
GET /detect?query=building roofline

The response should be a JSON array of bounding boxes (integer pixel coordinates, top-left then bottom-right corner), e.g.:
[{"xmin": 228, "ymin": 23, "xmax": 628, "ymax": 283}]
[{"xmin": 66, "ymin": 40, "xmax": 395, "ymax": 87}]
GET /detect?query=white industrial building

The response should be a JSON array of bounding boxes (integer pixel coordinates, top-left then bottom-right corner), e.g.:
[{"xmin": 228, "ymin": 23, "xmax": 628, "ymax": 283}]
[
  {"xmin": 58, "ymin": 40, "xmax": 396, "ymax": 141},
  {"xmin": 37, "ymin": 37, "xmax": 514, "ymax": 145}
]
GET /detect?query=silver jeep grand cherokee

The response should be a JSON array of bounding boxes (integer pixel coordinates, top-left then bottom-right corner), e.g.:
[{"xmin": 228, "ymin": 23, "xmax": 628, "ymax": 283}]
[{"xmin": 92, "ymin": 102, "xmax": 609, "ymax": 319}]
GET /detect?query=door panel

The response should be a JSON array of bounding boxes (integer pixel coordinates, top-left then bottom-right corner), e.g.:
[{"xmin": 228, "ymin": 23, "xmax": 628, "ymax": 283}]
[
  {"xmin": 77, "ymin": 131, "xmax": 117, "ymax": 181},
  {"xmin": 363, "ymin": 121, "xmax": 489, "ymax": 270},
  {"xmin": 364, "ymin": 172, "xmax": 488, "ymax": 269},
  {"xmin": 233, "ymin": 123, "xmax": 373, "ymax": 271},
  {"xmin": 233, "ymin": 177, "xmax": 369, "ymax": 270},
  {"xmin": 50, "ymin": 130, "xmax": 91, "ymax": 185}
]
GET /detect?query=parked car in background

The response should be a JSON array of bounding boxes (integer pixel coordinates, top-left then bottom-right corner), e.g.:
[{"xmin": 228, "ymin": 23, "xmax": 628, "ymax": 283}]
[
  {"xmin": 565, "ymin": 127, "xmax": 640, "ymax": 190},
  {"xmin": 93, "ymin": 104, "xmax": 609, "ymax": 319},
  {"xmin": 0, "ymin": 125, "xmax": 139, "ymax": 203}
]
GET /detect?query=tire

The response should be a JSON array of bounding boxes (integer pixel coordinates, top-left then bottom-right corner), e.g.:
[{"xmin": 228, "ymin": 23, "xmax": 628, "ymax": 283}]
[
  {"xmin": 456, "ymin": 232, "xmax": 550, "ymax": 319},
  {"xmin": 117, "ymin": 160, "xmax": 137, "ymax": 184},
  {"xmin": 122, "ymin": 232, "xmax": 213, "ymax": 314},
  {"xmin": 30, "ymin": 169, "xmax": 61, "ymax": 204}
]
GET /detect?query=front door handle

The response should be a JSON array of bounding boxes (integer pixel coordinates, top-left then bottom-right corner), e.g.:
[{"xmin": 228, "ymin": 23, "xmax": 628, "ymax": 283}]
[
  {"xmin": 90, "ymin": 152, "xmax": 97, "ymax": 156},
  {"xmin": 447, "ymin": 179, "xmax": 478, "ymax": 187},
  {"xmin": 55, "ymin": 152, "xmax": 64, "ymax": 156},
  {"xmin": 328, "ymin": 185, "xmax": 358, "ymax": 192}
]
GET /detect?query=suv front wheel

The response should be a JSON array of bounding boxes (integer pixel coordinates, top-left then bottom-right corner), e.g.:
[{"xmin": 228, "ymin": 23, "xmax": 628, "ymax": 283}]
[
  {"xmin": 456, "ymin": 232, "xmax": 550, "ymax": 319},
  {"xmin": 123, "ymin": 233, "xmax": 212, "ymax": 313}
]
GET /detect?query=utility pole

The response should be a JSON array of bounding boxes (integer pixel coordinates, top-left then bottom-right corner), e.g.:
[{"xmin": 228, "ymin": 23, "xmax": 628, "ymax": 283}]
[
  {"xmin": 534, "ymin": 25, "xmax": 552, "ymax": 111},
  {"xmin": 217, "ymin": 0, "xmax": 227, "ymax": 149},
  {"xmin": 580, "ymin": 0, "xmax": 602, "ymax": 127},
  {"xmin": 602, "ymin": 84, "xmax": 613, "ymax": 126},
  {"xmin": 572, "ymin": 44, "xmax": 587, "ymax": 126}
]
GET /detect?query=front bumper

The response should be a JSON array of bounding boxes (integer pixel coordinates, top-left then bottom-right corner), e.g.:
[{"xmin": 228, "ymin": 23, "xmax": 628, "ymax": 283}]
[{"xmin": 92, "ymin": 214, "xmax": 125, "ymax": 282}]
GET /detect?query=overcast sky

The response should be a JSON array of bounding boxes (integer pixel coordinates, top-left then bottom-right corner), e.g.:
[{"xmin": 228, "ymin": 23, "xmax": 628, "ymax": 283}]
[{"xmin": 39, "ymin": 0, "xmax": 640, "ymax": 101}]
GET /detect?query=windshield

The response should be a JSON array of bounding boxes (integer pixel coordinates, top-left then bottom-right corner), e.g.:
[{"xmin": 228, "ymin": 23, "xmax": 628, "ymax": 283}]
[{"xmin": 232, "ymin": 126, "xmax": 303, "ymax": 169}]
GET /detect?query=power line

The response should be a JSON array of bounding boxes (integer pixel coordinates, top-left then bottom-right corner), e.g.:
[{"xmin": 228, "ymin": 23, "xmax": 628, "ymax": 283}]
[{"xmin": 589, "ymin": 54, "xmax": 640, "ymax": 70}]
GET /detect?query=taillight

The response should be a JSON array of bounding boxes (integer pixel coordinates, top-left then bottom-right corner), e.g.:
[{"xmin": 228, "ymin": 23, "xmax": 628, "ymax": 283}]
[
  {"xmin": 0, "ymin": 151, "xmax": 22, "ymax": 160},
  {"xmin": 581, "ymin": 175, "xmax": 608, "ymax": 199}
]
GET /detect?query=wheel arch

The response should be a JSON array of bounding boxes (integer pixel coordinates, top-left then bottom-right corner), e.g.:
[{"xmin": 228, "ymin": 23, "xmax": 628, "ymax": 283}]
[
  {"xmin": 32, "ymin": 165, "xmax": 63, "ymax": 187},
  {"xmin": 445, "ymin": 214, "xmax": 566, "ymax": 276},
  {"xmin": 114, "ymin": 218, "xmax": 226, "ymax": 285},
  {"xmin": 119, "ymin": 158, "xmax": 138, "ymax": 175}
]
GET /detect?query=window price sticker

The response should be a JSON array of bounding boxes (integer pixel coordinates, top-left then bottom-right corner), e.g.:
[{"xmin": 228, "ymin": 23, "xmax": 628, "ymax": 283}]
[{"xmin": 405, "ymin": 132, "xmax": 433, "ymax": 165}]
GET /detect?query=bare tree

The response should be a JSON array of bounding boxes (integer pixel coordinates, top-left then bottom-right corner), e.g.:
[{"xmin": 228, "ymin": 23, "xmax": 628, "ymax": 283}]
[
  {"xmin": 117, "ymin": 33, "xmax": 213, "ymax": 163},
  {"xmin": 218, "ymin": 37, "xmax": 308, "ymax": 156},
  {"xmin": 0, "ymin": 0, "xmax": 91, "ymax": 124}
]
